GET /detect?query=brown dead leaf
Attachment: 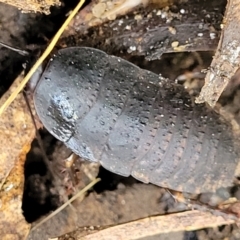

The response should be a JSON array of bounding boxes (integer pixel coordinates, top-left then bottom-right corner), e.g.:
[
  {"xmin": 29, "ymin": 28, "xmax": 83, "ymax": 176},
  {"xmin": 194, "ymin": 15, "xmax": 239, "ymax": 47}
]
[
  {"xmin": 0, "ymin": 149, "xmax": 31, "ymax": 240},
  {"xmin": 0, "ymin": 0, "xmax": 61, "ymax": 14},
  {"xmin": 0, "ymin": 72, "xmax": 35, "ymax": 239}
]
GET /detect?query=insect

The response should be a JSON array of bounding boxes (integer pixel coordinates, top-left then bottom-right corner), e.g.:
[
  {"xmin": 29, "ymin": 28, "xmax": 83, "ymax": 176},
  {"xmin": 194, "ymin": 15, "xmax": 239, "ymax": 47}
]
[{"xmin": 33, "ymin": 47, "xmax": 240, "ymax": 194}]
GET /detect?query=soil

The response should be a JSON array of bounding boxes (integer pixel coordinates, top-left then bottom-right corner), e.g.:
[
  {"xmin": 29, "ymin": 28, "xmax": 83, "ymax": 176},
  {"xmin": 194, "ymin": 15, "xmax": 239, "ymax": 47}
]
[{"xmin": 1, "ymin": 1, "xmax": 240, "ymax": 239}]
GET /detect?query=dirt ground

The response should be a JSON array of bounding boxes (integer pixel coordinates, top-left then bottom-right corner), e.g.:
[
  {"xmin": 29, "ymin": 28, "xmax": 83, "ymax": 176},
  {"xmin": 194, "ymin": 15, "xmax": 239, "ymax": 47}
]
[{"xmin": 1, "ymin": 0, "xmax": 240, "ymax": 239}]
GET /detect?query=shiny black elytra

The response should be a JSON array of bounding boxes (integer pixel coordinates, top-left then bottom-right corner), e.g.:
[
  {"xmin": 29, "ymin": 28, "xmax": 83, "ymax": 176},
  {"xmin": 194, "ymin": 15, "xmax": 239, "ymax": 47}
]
[{"xmin": 33, "ymin": 47, "xmax": 240, "ymax": 194}]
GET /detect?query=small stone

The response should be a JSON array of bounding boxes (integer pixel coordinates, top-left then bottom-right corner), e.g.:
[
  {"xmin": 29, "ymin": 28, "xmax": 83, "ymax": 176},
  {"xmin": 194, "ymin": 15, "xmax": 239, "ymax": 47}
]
[
  {"xmin": 92, "ymin": 3, "xmax": 107, "ymax": 18},
  {"xmin": 134, "ymin": 14, "xmax": 142, "ymax": 20},
  {"xmin": 169, "ymin": 26, "xmax": 176, "ymax": 35},
  {"xmin": 171, "ymin": 41, "xmax": 179, "ymax": 48},
  {"xmin": 180, "ymin": 9, "xmax": 185, "ymax": 14},
  {"xmin": 210, "ymin": 32, "xmax": 216, "ymax": 39}
]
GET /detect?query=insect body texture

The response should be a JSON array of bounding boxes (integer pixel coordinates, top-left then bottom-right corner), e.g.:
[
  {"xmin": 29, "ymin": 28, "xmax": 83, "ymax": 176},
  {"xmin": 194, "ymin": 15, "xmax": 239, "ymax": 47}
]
[{"xmin": 34, "ymin": 47, "xmax": 240, "ymax": 194}]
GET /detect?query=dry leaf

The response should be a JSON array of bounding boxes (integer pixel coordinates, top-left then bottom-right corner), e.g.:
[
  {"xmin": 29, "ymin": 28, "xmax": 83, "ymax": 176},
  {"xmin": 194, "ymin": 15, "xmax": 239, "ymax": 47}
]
[
  {"xmin": 0, "ymin": 72, "xmax": 36, "ymax": 239},
  {"xmin": 0, "ymin": 0, "xmax": 61, "ymax": 14}
]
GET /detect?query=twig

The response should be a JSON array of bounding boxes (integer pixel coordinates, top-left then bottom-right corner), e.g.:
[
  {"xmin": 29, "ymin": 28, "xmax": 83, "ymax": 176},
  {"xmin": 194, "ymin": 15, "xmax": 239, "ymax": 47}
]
[
  {"xmin": 81, "ymin": 210, "xmax": 238, "ymax": 240},
  {"xmin": 196, "ymin": 0, "xmax": 240, "ymax": 106}
]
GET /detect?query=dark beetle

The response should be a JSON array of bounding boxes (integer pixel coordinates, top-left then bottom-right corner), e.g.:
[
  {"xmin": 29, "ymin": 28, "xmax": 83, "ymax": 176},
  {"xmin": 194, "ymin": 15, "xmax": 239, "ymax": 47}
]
[{"xmin": 33, "ymin": 47, "xmax": 240, "ymax": 194}]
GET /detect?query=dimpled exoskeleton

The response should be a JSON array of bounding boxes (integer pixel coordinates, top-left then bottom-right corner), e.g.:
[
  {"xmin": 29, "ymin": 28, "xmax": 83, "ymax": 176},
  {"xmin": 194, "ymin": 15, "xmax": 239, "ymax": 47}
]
[{"xmin": 34, "ymin": 47, "xmax": 240, "ymax": 194}]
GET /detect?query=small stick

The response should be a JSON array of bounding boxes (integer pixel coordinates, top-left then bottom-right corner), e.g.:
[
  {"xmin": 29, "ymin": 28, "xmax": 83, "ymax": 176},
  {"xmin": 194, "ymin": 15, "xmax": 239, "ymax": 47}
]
[
  {"xmin": 0, "ymin": 41, "xmax": 29, "ymax": 56},
  {"xmin": 81, "ymin": 210, "xmax": 237, "ymax": 240}
]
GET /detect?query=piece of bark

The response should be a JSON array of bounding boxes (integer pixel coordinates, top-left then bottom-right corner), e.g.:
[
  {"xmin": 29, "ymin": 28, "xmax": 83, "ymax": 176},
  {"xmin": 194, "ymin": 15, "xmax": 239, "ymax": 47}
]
[
  {"xmin": 60, "ymin": 0, "xmax": 225, "ymax": 59},
  {"xmin": 0, "ymin": 0, "xmax": 60, "ymax": 14},
  {"xmin": 64, "ymin": 0, "xmax": 176, "ymax": 33},
  {"xmin": 80, "ymin": 210, "xmax": 237, "ymax": 240},
  {"xmin": 196, "ymin": 0, "xmax": 240, "ymax": 107}
]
